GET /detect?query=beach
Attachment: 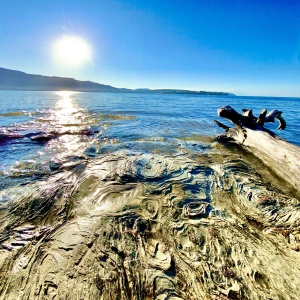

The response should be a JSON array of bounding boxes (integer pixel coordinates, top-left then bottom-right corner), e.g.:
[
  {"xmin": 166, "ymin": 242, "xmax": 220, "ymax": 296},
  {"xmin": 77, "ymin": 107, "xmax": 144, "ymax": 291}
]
[{"xmin": 0, "ymin": 91, "xmax": 300, "ymax": 299}]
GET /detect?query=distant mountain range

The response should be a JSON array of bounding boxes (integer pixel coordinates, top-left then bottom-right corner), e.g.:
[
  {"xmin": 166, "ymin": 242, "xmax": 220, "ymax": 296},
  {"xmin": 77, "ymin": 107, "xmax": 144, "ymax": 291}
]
[{"xmin": 0, "ymin": 67, "xmax": 234, "ymax": 96}]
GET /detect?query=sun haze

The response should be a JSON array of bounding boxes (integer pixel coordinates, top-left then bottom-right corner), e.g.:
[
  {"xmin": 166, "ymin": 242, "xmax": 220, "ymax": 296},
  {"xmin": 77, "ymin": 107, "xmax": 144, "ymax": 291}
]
[{"xmin": 53, "ymin": 35, "xmax": 92, "ymax": 67}]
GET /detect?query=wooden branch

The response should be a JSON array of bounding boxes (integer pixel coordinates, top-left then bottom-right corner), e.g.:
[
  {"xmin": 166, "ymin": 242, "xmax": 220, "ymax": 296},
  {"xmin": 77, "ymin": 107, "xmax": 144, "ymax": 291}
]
[
  {"xmin": 256, "ymin": 109, "xmax": 267, "ymax": 127},
  {"xmin": 213, "ymin": 120, "xmax": 230, "ymax": 130},
  {"xmin": 242, "ymin": 109, "xmax": 256, "ymax": 119},
  {"xmin": 265, "ymin": 110, "xmax": 286, "ymax": 130},
  {"xmin": 217, "ymin": 105, "xmax": 286, "ymax": 131},
  {"xmin": 217, "ymin": 105, "xmax": 258, "ymax": 129}
]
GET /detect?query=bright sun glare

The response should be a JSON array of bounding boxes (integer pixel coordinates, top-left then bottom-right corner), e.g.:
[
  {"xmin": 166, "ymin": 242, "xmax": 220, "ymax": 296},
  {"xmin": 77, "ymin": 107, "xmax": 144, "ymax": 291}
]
[{"xmin": 53, "ymin": 35, "xmax": 92, "ymax": 67}]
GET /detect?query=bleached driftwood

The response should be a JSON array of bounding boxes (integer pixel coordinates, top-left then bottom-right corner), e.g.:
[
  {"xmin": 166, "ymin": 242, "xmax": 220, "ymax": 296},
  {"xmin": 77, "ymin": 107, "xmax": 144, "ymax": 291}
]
[{"xmin": 215, "ymin": 105, "xmax": 300, "ymax": 191}]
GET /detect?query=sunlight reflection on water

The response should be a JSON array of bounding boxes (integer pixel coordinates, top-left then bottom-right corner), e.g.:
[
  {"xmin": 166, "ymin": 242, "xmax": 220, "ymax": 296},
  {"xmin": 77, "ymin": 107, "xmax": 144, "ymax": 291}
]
[
  {"xmin": 55, "ymin": 91, "xmax": 80, "ymax": 119},
  {"xmin": 47, "ymin": 91, "xmax": 94, "ymax": 155}
]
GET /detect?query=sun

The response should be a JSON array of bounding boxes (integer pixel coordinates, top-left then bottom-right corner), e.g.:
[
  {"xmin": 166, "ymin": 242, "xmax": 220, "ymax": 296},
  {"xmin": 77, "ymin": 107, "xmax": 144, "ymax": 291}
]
[{"xmin": 53, "ymin": 35, "xmax": 92, "ymax": 67}]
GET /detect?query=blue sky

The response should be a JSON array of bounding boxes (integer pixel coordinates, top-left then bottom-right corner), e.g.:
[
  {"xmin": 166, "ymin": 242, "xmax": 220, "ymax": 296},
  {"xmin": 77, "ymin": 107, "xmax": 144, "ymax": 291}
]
[{"xmin": 1, "ymin": 0, "xmax": 300, "ymax": 96}]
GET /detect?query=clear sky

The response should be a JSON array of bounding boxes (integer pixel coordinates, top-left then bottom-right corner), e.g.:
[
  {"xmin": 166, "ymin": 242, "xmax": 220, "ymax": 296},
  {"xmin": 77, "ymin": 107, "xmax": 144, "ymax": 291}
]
[{"xmin": 1, "ymin": 0, "xmax": 300, "ymax": 96}]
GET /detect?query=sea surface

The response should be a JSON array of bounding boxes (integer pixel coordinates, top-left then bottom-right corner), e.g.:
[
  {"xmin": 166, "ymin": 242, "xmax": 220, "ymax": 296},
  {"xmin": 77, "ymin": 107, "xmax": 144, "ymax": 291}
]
[{"xmin": 0, "ymin": 90, "xmax": 299, "ymax": 196}]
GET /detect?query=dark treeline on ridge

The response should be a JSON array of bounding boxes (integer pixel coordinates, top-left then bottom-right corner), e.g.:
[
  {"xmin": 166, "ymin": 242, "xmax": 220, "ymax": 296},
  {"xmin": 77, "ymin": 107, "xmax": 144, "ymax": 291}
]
[{"xmin": 0, "ymin": 67, "xmax": 233, "ymax": 95}]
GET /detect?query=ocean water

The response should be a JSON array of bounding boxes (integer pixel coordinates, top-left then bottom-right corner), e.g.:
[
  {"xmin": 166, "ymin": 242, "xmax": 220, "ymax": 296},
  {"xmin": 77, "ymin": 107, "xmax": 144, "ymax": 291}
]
[{"xmin": 0, "ymin": 90, "xmax": 299, "ymax": 193}]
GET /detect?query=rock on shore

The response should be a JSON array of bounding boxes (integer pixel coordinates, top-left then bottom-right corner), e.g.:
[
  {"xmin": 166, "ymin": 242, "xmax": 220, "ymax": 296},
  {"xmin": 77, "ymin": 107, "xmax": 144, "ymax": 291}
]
[{"xmin": 0, "ymin": 145, "xmax": 299, "ymax": 299}]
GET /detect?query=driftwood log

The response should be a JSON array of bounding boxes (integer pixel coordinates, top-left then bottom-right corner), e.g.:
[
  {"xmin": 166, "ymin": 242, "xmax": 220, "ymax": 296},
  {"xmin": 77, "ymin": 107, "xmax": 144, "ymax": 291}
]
[{"xmin": 215, "ymin": 105, "xmax": 300, "ymax": 191}]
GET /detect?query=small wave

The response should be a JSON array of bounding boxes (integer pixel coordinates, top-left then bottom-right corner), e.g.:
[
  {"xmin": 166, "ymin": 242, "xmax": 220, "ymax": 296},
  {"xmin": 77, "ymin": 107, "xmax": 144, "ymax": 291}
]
[
  {"xmin": 36, "ymin": 117, "xmax": 56, "ymax": 123},
  {"xmin": 0, "ymin": 111, "xmax": 37, "ymax": 117},
  {"xmin": 96, "ymin": 114, "xmax": 136, "ymax": 121},
  {"xmin": 0, "ymin": 133, "xmax": 24, "ymax": 142},
  {"xmin": 178, "ymin": 134, "xmax": 215, "ymax": 143}
]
